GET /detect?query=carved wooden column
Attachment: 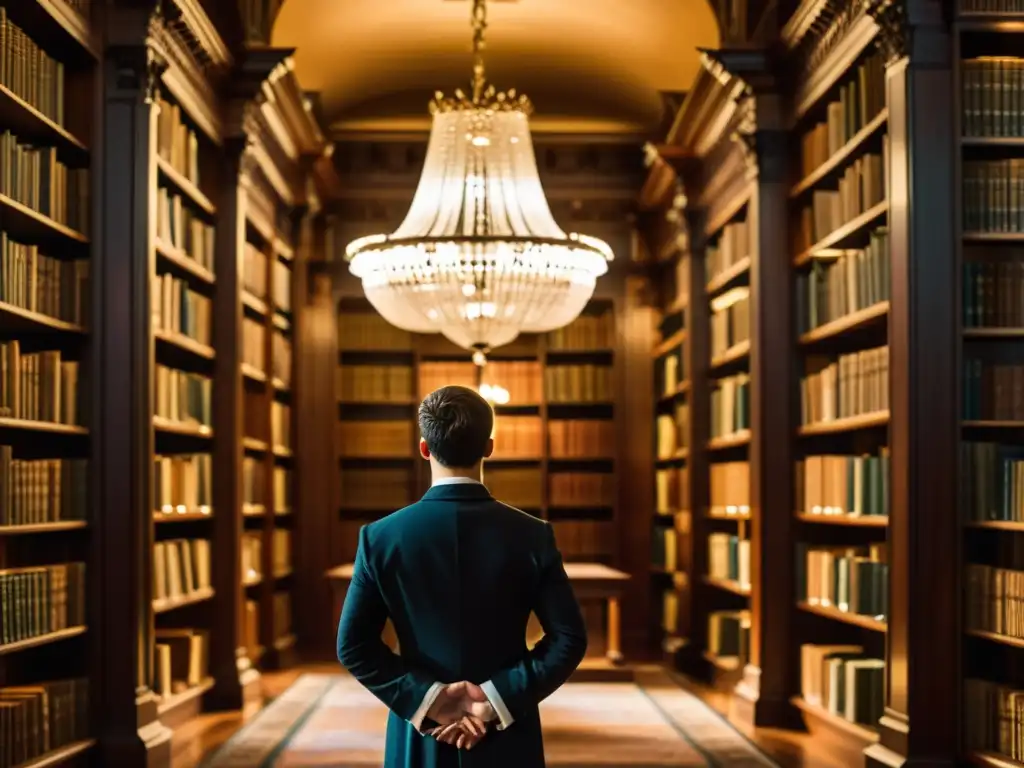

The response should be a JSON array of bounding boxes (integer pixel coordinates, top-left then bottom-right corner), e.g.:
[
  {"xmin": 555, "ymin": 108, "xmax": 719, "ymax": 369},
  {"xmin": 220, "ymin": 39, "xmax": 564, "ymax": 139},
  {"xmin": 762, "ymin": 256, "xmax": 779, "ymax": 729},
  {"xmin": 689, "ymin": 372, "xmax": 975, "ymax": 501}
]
[
  {"xmin": 93, "ymin": 9, "xmax": 172, "ymax": 764},
  {"xmin": 294, "ymin": 207, "xmax": 340, "ymax": 659},
  {"xmin": 864, "ymin": 2, "xmax": 958, "ymax": 765}
]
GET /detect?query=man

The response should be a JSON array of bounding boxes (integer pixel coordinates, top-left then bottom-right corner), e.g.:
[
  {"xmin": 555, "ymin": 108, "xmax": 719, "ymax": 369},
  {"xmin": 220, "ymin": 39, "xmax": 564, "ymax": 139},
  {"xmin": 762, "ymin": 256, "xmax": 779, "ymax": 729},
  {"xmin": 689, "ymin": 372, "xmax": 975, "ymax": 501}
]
[{"xmin": 337, "ymin": 385, "xmax": 588, "ymax": 767}]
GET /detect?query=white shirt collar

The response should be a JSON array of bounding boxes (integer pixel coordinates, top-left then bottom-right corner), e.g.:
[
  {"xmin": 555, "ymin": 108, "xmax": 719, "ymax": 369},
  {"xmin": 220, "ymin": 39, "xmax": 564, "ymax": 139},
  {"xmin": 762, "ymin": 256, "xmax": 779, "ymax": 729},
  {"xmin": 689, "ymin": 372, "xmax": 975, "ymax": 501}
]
[{"xmin": 431, "ymin": 476, "xmax": 483, "ymax": 487}]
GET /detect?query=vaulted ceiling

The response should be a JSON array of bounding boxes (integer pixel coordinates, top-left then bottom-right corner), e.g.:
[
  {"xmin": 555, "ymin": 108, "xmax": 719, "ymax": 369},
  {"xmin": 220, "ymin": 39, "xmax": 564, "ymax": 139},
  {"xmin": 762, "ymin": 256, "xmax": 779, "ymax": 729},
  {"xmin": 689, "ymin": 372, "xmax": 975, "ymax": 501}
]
[{"xmin": 271, "ymin": 0, "xmax": 721, "ymax": 136}]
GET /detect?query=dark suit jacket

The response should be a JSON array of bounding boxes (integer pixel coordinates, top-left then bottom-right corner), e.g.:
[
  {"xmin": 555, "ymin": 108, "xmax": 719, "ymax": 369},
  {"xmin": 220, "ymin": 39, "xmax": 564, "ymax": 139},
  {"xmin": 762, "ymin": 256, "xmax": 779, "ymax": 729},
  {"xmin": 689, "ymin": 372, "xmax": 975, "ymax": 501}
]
[{"xmin": 337, "ymin": 481, "xmax": 588, "ymax": 768}]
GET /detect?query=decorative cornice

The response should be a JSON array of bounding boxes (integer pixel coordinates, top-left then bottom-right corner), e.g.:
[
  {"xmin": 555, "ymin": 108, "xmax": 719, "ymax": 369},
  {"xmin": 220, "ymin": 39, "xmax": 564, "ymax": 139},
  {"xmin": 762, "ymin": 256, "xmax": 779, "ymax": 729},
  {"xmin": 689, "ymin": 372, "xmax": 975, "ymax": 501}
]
[
  {"xmin": 865, "ymin": 0, "xmax": 909, "ymax": 63},
  {"xmin": 169, "ymin": 0, "xmax": 232, "ymax": 69}
]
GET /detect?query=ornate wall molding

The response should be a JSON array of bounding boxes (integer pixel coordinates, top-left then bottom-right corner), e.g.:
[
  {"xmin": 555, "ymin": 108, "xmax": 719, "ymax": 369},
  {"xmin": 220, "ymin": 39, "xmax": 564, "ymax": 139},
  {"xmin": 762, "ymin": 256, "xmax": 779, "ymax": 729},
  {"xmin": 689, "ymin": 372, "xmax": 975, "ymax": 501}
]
[{"xmin": 865, "ymin": 0, "xmax": 910, "ymax": 63}]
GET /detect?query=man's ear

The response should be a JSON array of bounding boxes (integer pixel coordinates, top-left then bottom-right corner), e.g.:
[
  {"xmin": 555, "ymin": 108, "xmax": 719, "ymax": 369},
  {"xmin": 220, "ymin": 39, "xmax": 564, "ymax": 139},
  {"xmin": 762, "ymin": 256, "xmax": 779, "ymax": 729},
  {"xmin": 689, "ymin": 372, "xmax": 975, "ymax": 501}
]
[
  {"xmin": 482, "ymin": 437, "xmax": 494, "ymax": 459},
  {"xmin": 419, "ymin": 438, "xmax": 431, "ymax": 460}
]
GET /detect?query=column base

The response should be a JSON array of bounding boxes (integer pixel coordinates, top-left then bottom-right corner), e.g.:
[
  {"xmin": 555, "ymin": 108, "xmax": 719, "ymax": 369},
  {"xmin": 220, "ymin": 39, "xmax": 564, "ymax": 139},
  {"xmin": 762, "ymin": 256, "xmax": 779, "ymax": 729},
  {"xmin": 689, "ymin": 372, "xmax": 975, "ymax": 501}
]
[
  {"xmin": 863, "ymin": 710, "xmax": 956, "ymax": 768},
  {"xmin": 731, "ymin": 664, "xmax": 801, "ymax": 729},
  {"xmin": 206, "ymin": 651, "xmax": 262, "ymax": 711},
  {"xmin": 98, "ymin": 690, "xmax": 173, "ymax": 768}
]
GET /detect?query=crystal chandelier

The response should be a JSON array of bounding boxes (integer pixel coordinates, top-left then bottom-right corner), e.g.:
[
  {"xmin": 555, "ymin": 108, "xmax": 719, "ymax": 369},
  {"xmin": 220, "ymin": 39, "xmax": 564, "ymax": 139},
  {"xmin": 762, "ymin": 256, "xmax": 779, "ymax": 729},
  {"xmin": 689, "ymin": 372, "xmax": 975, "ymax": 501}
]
[{"xmin": 344, "ymin": 0, "xmax": 613, "ymax": 360}]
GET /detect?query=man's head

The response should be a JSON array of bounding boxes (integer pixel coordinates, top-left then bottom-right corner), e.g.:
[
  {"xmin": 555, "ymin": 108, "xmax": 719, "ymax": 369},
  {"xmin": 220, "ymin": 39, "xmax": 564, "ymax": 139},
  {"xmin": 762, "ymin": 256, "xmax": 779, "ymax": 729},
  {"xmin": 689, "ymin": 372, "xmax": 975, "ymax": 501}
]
[{"xmin": 418, "ymin": 385, "xmax": 495, "ymax": 470}]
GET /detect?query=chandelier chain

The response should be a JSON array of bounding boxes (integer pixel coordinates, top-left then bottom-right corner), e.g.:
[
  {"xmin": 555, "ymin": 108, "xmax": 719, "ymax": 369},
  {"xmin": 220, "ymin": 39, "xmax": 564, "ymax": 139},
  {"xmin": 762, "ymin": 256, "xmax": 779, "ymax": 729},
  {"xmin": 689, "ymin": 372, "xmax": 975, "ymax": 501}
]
[{"xmin": 471, "ymin": 0, "xmax": 488, "ymax": 103}]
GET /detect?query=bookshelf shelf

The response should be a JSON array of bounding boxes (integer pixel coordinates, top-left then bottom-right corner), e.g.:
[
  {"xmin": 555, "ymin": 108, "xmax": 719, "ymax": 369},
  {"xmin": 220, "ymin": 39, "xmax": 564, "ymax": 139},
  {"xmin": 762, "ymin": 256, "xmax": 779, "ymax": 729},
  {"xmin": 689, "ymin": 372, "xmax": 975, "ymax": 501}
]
[
  {"xmin": 243, "ymin": 437, "xmax": 269, "ymax": 452},
  {"xmin": 156, "ymin": 156, "xmax": 216, "ymax": 216},
  {"xmin": 0, "ymin": 300, "xmax": 87, "ymax": 335},
  {"xmin": 0, "ymin": 521, "xmax": 89, "ymax": 534},
  {"xmin": 153, "ymin": 511, "xmax": 213, "ymax": 524},
  {"xmin": 795, "ymin": 513, "xmax": 889, "ymax": 527},
  {"xmin": 242, "ymin": 363, "xmax": 267, "ymax": 383},
  {"xmin": 965, "ymin": 520, "xmax": 1024, "ymax": 532},
  {"xmin": 274, "ymin": 632, "xmax": 297, "ymax": 652},
  {"xmin": 964, "ymin": 328, "xmax": 1024, "ymax": 339},
  {"xmin": 18, "ymin": 738, "xmax": 97, "ymax": 768},
  {"xmin": 962, "ymin": 420, "xmax": 1024, "ymax": 429},
  {"xmin": 242, "ymin": 291, "xmax": 268, "ymax": 316},
  {"xmin": 0, "ymin": 82, "xmax": 88, "ymax": 157},
  {"xmin": 706, "ymin": 255, "xmax": 751, "ymax": 295},
  {"xmin": 789, "ymin": 696, "xmax": 879, "ymax": 745},
  {"xmin": 17, "ymin": 0, "xmax": 99, "ymax": 59},
  {"xmin": 156, "ymin": 676, "xmax": 215, "ymax": 718},
  {"xmin": 963, "ymin": 232, "xmax": 1024, "ymax": 243},
  {"xmin": 702, "ymin": 574, "xmax": 751, "ymax": 596},
  {"xmin": 965, "ymin": 629, "xmax": 1024, "ymax": 650},
  {"xmin": 961, "ymin": 137, "xmax": 1024, "ymax": 148},
  {"xmin": 155, "ymin": 239, "xmax": 216, "ymax": 285},
  {"xmin": 658, "ymin": 381, "xmax": 690, "ymax": 404},
  {"xmin": 654, "ymin": 328, "xmax": 686, "ymax": 357},
  {"xmin": 0, "ymin": 417, "xmax": 87, "ymax": 435},
  {"xmin": 703, "ymin": 649, "xmax": 742, "ymax": 671},
  {"xmin": 957, "ymin": 18, "xmax": 1024, "ymax": 32},
  {"xmin": 155, "ymin": 329, "xmax": 216, "ymax": 361},
  {"xmin": 0, "ymin": 625, "xmax": 87, "ymax": 656},
  {"xmin": 797, "ymin": 410, "xmax": 890, "ymax": 435},
  {"xmin": 968, "ymin": 752, "xmax": 1024, "ymax": 768},
  {"xmin": 799, "ymin": 301, "xmax": 889, "ymax": 345},
  {"xmin": 709, "ymin": 339, "xmax": 750, "ymax": 370},
  {"xmin": 793, "ymin": 201, "xmax": 889, "ymax": 266},
  {"xmin": 152, "ymin": 587, "xmax": 216, "ymax": 614},
  {"xmin": 0, "ymin": 192, "xmax": 88, "ymax": 247},
  {"xmin": 707, "ymin": 430, "xmax": 751, "ymax": 450},
  {"xmin": 797, "ymin": 601, "xmax": 887, "ymax": 632},
  {"xmin": 790, "ymin": 109, "xmax": 889, "ymax": 198},
  {"xmin": 708, "ymin": 509, "xmax": 751, "ymax": 521},
  {"xmin": 152, "ymin": 417, "xmax": 213, "ymax": 439}
]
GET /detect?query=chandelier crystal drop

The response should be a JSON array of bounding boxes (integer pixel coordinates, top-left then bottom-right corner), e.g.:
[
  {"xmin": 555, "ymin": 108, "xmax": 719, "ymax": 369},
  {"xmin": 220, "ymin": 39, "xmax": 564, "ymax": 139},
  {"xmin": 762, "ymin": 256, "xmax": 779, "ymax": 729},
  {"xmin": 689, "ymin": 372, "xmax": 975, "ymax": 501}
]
[{"xmin": 344, "ymin": 0, "xmax": 613, "ymax": 359}]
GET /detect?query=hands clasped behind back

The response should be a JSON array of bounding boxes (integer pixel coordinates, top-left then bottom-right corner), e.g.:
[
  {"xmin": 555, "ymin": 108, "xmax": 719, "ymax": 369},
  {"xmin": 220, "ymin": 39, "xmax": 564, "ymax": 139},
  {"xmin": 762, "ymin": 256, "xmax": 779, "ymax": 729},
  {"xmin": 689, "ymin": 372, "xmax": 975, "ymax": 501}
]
[{"xmin": 424, "ymin": 680, "xmax": 497, "ymax": 750}]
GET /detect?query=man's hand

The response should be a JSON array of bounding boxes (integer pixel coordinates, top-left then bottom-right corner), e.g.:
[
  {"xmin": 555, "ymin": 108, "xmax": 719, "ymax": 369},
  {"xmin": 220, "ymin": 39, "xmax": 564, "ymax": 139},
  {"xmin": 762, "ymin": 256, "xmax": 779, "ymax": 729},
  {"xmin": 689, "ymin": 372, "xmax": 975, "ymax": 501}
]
[{"xmin": 425, "ymin": 681, "xmax": 496, "ymax": 749}]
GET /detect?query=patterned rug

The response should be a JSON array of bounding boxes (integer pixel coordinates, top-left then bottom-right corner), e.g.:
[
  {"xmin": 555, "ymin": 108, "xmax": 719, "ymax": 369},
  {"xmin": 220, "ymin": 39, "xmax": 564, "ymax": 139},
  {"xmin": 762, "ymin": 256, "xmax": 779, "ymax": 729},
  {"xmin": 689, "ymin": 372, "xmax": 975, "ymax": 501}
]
[{"xmin": 204, "ymin": 670, "xmax": 779, "ymax": 767}]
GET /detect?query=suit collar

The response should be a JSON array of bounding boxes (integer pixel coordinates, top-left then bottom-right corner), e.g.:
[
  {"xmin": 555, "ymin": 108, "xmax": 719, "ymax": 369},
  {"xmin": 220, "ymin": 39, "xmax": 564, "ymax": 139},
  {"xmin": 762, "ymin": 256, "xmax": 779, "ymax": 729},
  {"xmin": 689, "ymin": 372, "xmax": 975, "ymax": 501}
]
[{"xmin": 421, "ymin": 482, "xmax": 493, "ymax": 502}]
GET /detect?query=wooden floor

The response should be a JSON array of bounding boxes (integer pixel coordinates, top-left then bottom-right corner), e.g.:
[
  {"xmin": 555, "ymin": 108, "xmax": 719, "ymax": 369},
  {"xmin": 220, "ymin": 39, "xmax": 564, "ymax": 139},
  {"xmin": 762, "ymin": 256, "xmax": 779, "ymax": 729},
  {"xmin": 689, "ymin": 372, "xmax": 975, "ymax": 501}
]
[{"xmin": 171, "ymin": 663, "xmax": 843, "ymax": 768}]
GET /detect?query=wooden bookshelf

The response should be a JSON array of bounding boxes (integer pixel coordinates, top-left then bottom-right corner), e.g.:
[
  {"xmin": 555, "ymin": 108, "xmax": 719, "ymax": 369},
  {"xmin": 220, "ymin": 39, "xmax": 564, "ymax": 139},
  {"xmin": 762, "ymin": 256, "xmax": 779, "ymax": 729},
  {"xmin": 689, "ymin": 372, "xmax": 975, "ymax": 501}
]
[
  {"xmin": 0, "ymin": 0, "xmax": 95, "ymax": 763},
  {"xmin": 956, "ymin": 5, "xmax": 1024, "ymax": 765},
  {"xmin": 332, "ymin": 296, "xmax": 622, "ymax": 658}
]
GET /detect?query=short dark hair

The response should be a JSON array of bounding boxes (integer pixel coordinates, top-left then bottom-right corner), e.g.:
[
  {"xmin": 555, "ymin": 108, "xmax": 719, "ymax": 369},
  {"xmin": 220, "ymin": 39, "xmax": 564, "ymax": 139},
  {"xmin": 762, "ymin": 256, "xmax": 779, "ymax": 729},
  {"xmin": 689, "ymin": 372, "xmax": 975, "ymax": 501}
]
[{"xmin": 418, "ymin": 385, "xmax": 494, "ymax": 468}]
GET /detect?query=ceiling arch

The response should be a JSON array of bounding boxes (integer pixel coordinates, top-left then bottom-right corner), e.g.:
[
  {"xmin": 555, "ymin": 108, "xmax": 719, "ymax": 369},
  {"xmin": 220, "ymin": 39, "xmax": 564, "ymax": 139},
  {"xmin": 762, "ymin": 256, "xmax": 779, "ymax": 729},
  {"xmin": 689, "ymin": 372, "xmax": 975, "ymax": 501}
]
[{"xmin": 271, "ymin": 0, "xmax": 721, "ymax": 135}]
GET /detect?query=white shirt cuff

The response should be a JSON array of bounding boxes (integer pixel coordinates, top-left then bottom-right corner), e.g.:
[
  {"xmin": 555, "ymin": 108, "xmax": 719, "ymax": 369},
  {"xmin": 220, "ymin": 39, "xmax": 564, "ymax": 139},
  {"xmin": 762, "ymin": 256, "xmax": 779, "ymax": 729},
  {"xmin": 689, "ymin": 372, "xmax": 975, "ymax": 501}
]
[
  {"xmin": 410, "ymin": 682, "xmax": 446, "ymax": 732},
  {"xmin": 480, "ymin": 680, "xmax": 514, "ymax": 731}
]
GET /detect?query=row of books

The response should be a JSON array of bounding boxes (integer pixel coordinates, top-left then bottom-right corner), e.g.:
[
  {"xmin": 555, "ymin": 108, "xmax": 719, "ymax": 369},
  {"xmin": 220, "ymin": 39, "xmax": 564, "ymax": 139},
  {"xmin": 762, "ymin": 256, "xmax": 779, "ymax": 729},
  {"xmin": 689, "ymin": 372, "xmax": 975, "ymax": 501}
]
[
  {"xmin": 153, "ymin": 538, "xmax": 212, "ymax": 607},
  {"xmin": 708, "ymin": 533, "xmax": 751, "ymax": 588},
  {"xmin": 711, "ymin": 373, "xmax": 750, "ymax": 439},
  {"xmin": 961, "ymin": 58, "xmax": 1024, "ymax": 139},
  {"xmin": 0, "ymin": 131, "xmax": 89, "ymax": 233},
  {"xmin": 659, "ymin": 348, "xmax": 686, "ymax": 395},
  {"xmin": 652, "ymin": 526, "xmax": 679, "ymax": 571},
  {"xmin": 243, "ymin": 598, "xmax": 261, "ymax": 662},
  {"xmin": 799, "ymin": 644, "xmax": 884, "ymax": 728},
  {"xmin": 0, "ymin": 450, "xmax": 86, "ymax": 526},
  {"xmin": 796, "ymin": 543, "xmax": 889, "ymax": 621},
  {"xmin": 548, "ymin": 419, "xmax": 614, "ymax": 458},
  {"xmin": 243, "ymin": 455, "xmax": 264, "ymax": 507},
  {"xmin": 272, "ymin": 333, "xmax": 291, "ymax": 385},
  {"xmin": 710, "ymin": 461, "xmax": 749, "ymax": 513},
  {"xmin": 705, "ymin": 217, "xmax": 751, "ymax": 285},
  {"xmin": 338, "ymin": 420, "xmax": 413, "ymax": 458},
  {"xmin": 156, "ymin": 94, "xmax": 201, "ymax": 185},
  {"xmin": 156, "ymin": 187, "xmax": 215, "ymax": 273},
  {"xmin": 547, "ymin": 312, "xmax": 615, "ymax": 350},
  {"xmin": 152, "ymin": 271, "xmax": 211, "ymax": 346},
  {"xmin": 962, "ymin": 360, "xmax": 1024, "ymax": 421},
  {"xmin": 965, "ymin": 562, "xmax": 1024, "ymax": 640},
  {"xmin": 155, "ymin": 365, "xmax": 211, "ymax": 428},
  {"xmin": 154, "ymin": 453, "xmax": 211, "ymax": 516},
  {"xmin": 274, "ymin": 259, "xmax": 291, "ymax": 315},
  {"xmin": 961, "ymin": 442, "xmax": 1024, "ymax": 522},
  {"xmin": 243, "ymin": 317, "xmax": 265, "ymax": 371},
  {"xmin": 710, "ymin": 290, "xmax": 750, "ymax": 359},
  {"xmin": 963, "ymin": 260, "xmax": 1024, "ymax": 329},
  {"xmin": 0, "ymin": 343, "xmax": 81, "ymax": 425},
  {"xmin": 797, "ymin": 228, "xmax": 890, "ymax": 334},
  {"xmin": 339, "ymin": 313, "xmax": 412, "ymax": 351},
  {"xmin": 0, "ymin": 232, "xmax": 90, "ymax": 325},
  {"xmin": 656, "ymin": 405, "xmax": 690, "ymax": 459},
  {"xmin": 796, "ymin": 452, "xmax": 890, "ymax": 519},
  {"xmin": 482, "ymin": 362, "xmax": 545, "ymax": 403},
  {"xmin": 341, "ymin": 468, "xmax": 414, "ymax": 510},
  {"xmin": 962, "ymin": 159, "xmax": 1024, "ymax": 234},
  {"xmin": 708, "ymin": 610, "xmax": 750, "ymax": 662},
  {"xmin": 795, "ymin": 148, "xmax": 887, "ymax": 251},
  {"xmin": 154, "ymin": 628, "xmax": 209, "ymax": 701},
  {"xmin": 544, "ymin": 365, "xmax": 613, "ymax": 404},
  {"xmin": 964, "ymin": 677, "xmax": 1024, "ymax": 762},
  {"xmin": 337, "ymin": 364, "xmax": 413, "ymax": 402},
  {"xmin": 550, "ymin": 473, "xmax": 615, "ymax": 507},
  {"xmin": 272, "ymin": 528, "xmax": 291, "ymax": 575},
  {"xmin": 243, "ymin": 241, "xmax": 268, "ymax": 300},
  {"xmin": 659, "ymin": 589, "xmax": 679, "ymax": 635},
  {"xmin": 800, "ymin": 346, "xmax": 890, "ymax": 425},
  {"xmin": 799, "ymin": 52, "xmax": 886, "ymax": 179},
  {"xmin": 958, "ymin": 0, "xmax": 1024, "ymax": 11},
  {"xmin": 271, "ymin": 401, "xmax": 290, "ymax": 448},
  {"xmin": 242, "ymin": 532, "xmax": 261, "ymax": 582},
  {"xmin": 493, "ymin": 416, "xmax": 543, "ymax": 457},
  {"xmin": 0, "ymin": 678, "xmax": 89, "ymax": 768},
  {"xmin": 274, "ymin": 466, "xmax": 291, "ymax": 513},
  {"xmin": 655, "ymin": 466, "xmax": 689, "ymax": 513},
  {"xmin": 550, "ymin": 520, "xmax": 613, "ymax": 561},
  {"xmin": 274, "ymin": 591, "xmax": 293, "ymax": 639},
  {"xmin": 485, "ymin": 468, "xmax": 542, "ymax": 510},
  {"xmin": 0, "ymin": 563, "xmax": 85, "ymax": 645},
  {"xmin": 0, "ymin": 11, "xmax": 67, "ymax": 127}
]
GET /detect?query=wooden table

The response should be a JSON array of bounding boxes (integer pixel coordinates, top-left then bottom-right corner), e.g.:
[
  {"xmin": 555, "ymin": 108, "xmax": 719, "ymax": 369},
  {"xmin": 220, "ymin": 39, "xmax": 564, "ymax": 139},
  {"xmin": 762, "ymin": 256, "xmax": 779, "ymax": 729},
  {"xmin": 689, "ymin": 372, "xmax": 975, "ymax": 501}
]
[{"xmin": 326, "ymin": 561, "xmax": 630, "ymax": 665}]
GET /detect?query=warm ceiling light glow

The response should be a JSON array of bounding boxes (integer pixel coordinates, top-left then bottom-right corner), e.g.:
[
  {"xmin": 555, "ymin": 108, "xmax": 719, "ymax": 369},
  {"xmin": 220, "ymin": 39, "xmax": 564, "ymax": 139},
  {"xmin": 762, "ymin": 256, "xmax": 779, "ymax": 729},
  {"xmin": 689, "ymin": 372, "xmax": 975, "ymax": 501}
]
[
  {"xmin": 479, "ymin": 383, "xmax": 511, "ymax": 405},
  {"xmin": 344, "ymin": 0, "xmax": 612, "ymax": 363}
]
